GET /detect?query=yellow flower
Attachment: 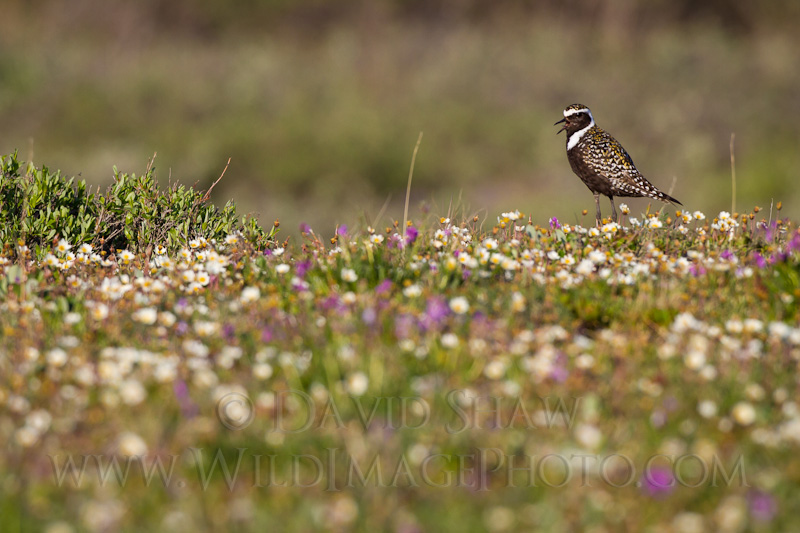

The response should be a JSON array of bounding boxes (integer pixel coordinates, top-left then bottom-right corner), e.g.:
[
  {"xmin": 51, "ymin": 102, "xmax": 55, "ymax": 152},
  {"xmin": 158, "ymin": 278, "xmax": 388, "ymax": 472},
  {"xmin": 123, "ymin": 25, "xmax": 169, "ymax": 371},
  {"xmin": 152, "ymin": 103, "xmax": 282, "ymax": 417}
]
[
  {"xmin": 118, "ymin": 250, "xmax": 135, "ymax": 264},
  {"xmin": 196, "ymin": 271, "xmax": 211, "ymax": 286},
  {"xmin": 56, "ymin": 239, "xmax": 72, "ymax": 254},
  {"xmin": 341, "ymin": 268, "xmax": 358, "ymax": 282},
  {"xmin": 731, "ymin": 402, "xmax": 756, "ymax": 425},
  {"xmin": 90, "ymin": 302, "xmax": 109, "ymax": 321},
  {"xmin": 132, "ymin": 307, "xmax": 158, "ymax": 325},
  {"xmin": 449, "ymin": 296, "xmax": 469, "ymax": 315}
]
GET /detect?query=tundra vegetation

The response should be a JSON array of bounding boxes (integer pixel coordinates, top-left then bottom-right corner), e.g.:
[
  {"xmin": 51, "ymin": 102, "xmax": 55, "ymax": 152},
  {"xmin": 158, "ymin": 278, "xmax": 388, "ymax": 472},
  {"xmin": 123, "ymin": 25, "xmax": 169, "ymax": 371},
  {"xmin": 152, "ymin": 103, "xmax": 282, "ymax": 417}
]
[{"xmin": 1, "ymin": 153, "xmax": 798, "ymax": 531}]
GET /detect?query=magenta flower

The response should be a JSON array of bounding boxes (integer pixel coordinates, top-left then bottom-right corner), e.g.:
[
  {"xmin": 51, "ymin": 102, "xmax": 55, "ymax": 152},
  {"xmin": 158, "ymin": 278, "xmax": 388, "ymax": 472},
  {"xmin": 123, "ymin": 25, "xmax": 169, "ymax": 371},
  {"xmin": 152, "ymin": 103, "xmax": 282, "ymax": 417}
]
[
  {"xmin": 394, "ymin": 314, "xmax": 414, "ymax": 339},
  {"xmin": 752, "ymin": 252, "xmax": 767, "ymax": 269},
  {"xmin": 689, "ymin": 264, "xmax": 706, "ymax": 276},
  {"xmin": 375, "ymin": 279, "xmax": 392, "ymax": 295},
  {"xmin": 549, "ymin": 217, "xmax": 561, "ymax": 230},
  {"xmin": 765, "ymin": 222, "xmax": 777, "ymax": 242},
  {"xmin": 296, "ymin": 260, "xmax": 312, "ymax": 278},
  {"xmin": 319, "ymin": 295, "xmax": 343, "ymax": 312},
  {"xmin": 421, "ymin": 297, "xmax": 449, "ymax": 330},
  {"xmin": 175, "ymin": 298, "xmax": 190, "ymax": 313},
  {"xmin": 641, "ymin": 466, "xmax": 674, "ymax": 498},
  {"xmin": 770, "ymin": 251, "xmax": 788, "ymax": 264},
  {"xmin": 549, "ymin": 352, "xmax": 569, "ymax": 382},
  {"xmin": 173, "ymin": 380, "xmax": 198, "ymax": 418},
  {"xmin": 550, "ymin": 364, "xmax": 568, "ymax": 383},
  {"xmin": 405, "ymin": 225, "xmax": 419, "ymax": 245},
  {"xmin": 749, "ymin": 490, "xmax": 777, "ymax": 522},
  {"xmin": 362, "ymin": 307, "xmax": 377, "ymax": 325},
  {"xmin": 789, "ymin": 233, "xmax": 800, "ymax": 253}
]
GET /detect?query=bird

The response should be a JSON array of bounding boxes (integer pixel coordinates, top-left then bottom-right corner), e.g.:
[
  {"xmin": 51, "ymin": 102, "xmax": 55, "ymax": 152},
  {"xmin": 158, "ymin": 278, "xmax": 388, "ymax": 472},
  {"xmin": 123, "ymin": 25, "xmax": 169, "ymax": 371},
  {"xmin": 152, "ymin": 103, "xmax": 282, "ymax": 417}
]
[{"xmin": 554, "ymin": 103, "xmax": 681, "ymax": 226}]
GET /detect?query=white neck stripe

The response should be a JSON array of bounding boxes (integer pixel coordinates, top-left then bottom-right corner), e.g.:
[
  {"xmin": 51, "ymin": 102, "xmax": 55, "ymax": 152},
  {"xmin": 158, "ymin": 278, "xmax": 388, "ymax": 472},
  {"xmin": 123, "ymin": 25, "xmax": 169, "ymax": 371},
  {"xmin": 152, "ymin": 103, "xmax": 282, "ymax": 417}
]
[
  {"xmin": 564, "ymin": 107, "xmax": 591, "ymax": 118},
  {"xmin": 567, "ymin": 119, "xmax": 594, "ymax": 150}
]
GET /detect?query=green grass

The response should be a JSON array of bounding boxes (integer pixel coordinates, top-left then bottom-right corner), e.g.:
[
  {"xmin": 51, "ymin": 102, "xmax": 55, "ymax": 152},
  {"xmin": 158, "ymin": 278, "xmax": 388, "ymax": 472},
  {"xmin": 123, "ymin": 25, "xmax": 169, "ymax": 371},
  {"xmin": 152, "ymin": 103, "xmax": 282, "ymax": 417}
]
[
  {"xmin": 1, "ymin": 158, "xmax": 799, "ymax": 530},
  {"xmin": 2, "ymin": 11, "xmax": 800, "ymax": 234}
]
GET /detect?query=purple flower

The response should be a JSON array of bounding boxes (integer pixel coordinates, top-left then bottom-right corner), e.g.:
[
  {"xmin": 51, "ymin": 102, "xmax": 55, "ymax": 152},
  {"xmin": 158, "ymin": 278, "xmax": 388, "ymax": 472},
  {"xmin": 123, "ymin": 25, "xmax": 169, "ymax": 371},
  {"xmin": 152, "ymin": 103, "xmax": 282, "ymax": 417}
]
[
  {"xmin": 362, "ymin": 307, "xmax": 377, "ymax": 325},
  {"xmin": 689, "ymin": 264, "xmax": 706, "ymax": 277},
  {"xmin": 222, "ymin": 323, "xmax": 235, "ymax": 340},
  {"xmin": 299, "ymin": 222, "xmax": 311, "ymax": 234},
  {"xmin": 388, "ymin": 233, "xmax": 404, "ymax": 249},
  {"xmin": 641, "ymin": 466, "xmax": 674, "ymax": 498},
  {"xmin": 319, "ymin": 295, "xmax": 343, "ymax": 312},
  {"xmin": 296, "ymin": 260, "xmax": 312, "ymax": 278},
  {"xmin": 173, "ymin": 380, "xmax": 198, "ymax": 418},
  {"xmin": 422, "ymin": 297, "xmax": 449, "ymax": 329},
  {"xmin": 770, "ymin": 251, "xmax": 788, "ymax": 264},
  {"xmin": 663, "ymin": 396, "xmax": 679, "ymax": 412},
  {"xmin": 375, "ymin": 279, "xmax": 392, "ymax": 295},
  {"xmin": 405, "ymin": 225, "xmax": 419, "ymax": 245},
  {"xmin": 173, "ymin": 379, "xmax": 189, "ymax": 400},
  {"xmin": 549, "ymin": 217, "xmax": 561, "ymax": 230},
  {"xmin": 175, "ymin": 298, "xmax": 189, "ymax": 313},
  {"xmin": 748, "ymin": 490, "xmax": 777, "ymax": 522},
  {"xmin": 176, "ymin": 321, "xmax": 189, "ymax": 335},
  {"xmin": 550, "ymin": 364, "xmax": 569, "ymax": 383},
  {"xmin": 650, "ymin": 410, "xmax": 667, "ymax": 428},
  {"xmin": 720, "ymin": 249, "xmax": 733, "ymax": 261},
  {"xmin": 337, "ymin": 225, "xmax": 348, "ymax": 236},
  {"xmin": 752, "ymin": 252, "xmax": 767, "ymax": 269},
  {"xmin": 394, "ymin": 314, "xmax": 414, "ymax": 339},
  {"xmin": 789, "ymin": 233, "xmax": 800, "ymax": 253},
  {"xmin": 765, "ymin": 222, "xmax": 777, "ymax": 243},
  {"xmin": 261, "ymin": 327, "xmax": 273, "ymax": 343}
]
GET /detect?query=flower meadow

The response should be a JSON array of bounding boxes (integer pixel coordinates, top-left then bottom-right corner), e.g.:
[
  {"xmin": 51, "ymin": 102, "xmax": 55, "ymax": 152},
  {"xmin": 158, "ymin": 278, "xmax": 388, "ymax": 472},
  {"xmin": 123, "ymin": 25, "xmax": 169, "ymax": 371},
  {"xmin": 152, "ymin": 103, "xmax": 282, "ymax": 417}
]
[{"xmin": 2, "ymin": 204, "xmax": 800, "ymax": 532}]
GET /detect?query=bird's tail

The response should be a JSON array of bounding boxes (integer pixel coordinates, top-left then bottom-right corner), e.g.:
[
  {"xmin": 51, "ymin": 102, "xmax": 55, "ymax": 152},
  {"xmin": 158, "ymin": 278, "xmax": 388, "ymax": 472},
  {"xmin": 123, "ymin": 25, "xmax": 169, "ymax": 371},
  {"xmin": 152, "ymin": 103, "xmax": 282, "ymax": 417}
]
[{"xmin": 656, "ymin": 190, "xmax": 682, "ymax": 206}]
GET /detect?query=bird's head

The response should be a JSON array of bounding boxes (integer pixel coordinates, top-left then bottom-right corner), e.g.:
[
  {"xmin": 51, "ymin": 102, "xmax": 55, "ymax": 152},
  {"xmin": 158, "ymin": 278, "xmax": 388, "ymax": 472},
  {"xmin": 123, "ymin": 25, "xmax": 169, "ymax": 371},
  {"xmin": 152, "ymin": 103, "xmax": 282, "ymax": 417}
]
[{"xmin": 554, "ymin": 104, "xmax": 594, "ymax": 135}]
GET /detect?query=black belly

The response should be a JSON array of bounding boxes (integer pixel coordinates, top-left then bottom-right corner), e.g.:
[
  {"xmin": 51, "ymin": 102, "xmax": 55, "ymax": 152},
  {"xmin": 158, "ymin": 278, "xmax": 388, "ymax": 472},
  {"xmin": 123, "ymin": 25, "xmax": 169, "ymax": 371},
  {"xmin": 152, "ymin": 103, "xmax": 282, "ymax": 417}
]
[{"xmin": 567, "ymin": 150, "xmax": 613, "ymax": 197}]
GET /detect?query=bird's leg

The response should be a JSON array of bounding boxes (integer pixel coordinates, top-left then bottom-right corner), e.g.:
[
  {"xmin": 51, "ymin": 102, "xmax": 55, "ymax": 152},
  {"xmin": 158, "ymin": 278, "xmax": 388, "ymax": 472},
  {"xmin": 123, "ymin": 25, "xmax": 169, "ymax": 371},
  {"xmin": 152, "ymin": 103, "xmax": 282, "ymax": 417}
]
[
  {"xmin": 594, "ymin": 193, "xmax": 602, "ymax": 227},
  {"xmin": 609, "ymin": 196, "xmax": 617, "ymax": 223}
]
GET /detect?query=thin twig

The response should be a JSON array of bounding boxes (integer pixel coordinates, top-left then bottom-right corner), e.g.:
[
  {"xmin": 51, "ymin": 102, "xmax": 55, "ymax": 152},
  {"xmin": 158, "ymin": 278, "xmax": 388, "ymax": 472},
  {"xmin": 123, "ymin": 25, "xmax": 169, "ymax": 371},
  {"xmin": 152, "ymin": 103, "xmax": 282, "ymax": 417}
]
[
  {"xmin": 730, "ymin": 133, "xmax": 736, "ymax": 214},
  {"xmin": 402, "ymin": 132, "xmax": 424, "ymax": 239},
  {"xmin": 768, "ymin": 198, "xmax": 773, "ymax": 227},
  {"xmin": 202, "ymin": 157, "xmax": 231, "ymax": 203},
  {"xmin": 146, "ymin": 152, "xmax": 157, "ymax": 174}
]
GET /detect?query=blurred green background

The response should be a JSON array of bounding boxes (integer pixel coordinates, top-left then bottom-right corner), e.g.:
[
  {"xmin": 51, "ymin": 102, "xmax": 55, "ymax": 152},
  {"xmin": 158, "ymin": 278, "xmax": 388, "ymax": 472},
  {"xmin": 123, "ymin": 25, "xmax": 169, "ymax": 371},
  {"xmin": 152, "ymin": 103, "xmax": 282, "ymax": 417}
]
[{"xmin": 2, "ymin": 0, "xmax": 799, "ymax": 235}]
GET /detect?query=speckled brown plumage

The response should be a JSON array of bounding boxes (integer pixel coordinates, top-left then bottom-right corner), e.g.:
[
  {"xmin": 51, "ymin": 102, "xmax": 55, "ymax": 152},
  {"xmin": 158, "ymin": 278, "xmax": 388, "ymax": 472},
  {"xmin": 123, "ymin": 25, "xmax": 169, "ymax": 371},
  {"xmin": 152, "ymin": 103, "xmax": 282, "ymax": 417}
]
[{"xmin": 555, "ymin": 104, "xmax": 681, "ymax": 225}]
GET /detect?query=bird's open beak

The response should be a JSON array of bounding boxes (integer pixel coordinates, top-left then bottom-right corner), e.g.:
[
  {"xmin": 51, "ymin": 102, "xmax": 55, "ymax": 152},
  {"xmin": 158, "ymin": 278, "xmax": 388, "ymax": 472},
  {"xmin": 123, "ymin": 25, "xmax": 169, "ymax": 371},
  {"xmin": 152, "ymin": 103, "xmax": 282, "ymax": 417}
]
[{"xmin": 554, "ymin": 118, "xmax": 567, "ymax": 134}]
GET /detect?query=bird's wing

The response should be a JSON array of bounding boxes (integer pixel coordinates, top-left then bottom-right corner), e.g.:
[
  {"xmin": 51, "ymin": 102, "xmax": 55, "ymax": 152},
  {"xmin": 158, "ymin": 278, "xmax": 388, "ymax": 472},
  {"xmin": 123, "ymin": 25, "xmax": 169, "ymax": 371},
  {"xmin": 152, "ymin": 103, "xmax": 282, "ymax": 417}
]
[{"xmin": 583, "ymin": 128, "xmax": 664, "ymax": 198}]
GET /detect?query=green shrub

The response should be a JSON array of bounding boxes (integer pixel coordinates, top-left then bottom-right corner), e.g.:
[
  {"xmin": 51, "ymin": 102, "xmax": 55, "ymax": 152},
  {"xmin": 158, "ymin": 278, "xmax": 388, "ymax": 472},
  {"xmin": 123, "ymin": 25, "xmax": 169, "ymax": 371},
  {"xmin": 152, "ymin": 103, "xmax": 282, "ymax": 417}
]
[{"xmin": 0, "ymin": 152, "xmax": 276, "ymax": 258}]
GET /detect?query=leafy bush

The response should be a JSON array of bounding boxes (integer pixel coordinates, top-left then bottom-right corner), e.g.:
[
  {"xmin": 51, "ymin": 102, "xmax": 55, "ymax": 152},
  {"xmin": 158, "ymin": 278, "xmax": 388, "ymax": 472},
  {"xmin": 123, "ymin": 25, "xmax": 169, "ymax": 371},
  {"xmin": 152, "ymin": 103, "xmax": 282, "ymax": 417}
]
[{"xmin": 0, "ymin": 152, "xmax": 276, "ymax": 258}]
